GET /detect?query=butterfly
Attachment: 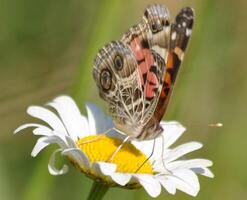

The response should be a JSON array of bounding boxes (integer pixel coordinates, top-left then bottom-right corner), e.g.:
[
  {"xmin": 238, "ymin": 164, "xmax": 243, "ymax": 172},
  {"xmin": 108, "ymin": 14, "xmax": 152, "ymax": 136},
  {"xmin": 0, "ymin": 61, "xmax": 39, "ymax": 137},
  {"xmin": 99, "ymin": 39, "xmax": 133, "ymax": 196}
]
[{"xmin": 93, "ymin": 4, "xmax": 194, "ymax": 141}]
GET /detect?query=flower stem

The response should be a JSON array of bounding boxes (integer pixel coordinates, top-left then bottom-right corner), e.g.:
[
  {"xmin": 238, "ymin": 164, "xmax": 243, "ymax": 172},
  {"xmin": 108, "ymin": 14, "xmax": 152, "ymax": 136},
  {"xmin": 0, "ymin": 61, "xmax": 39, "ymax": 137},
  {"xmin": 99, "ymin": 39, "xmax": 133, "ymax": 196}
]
[{"xmin": 87, "ymin": 181, "xmax": 109, "ymax": 200}]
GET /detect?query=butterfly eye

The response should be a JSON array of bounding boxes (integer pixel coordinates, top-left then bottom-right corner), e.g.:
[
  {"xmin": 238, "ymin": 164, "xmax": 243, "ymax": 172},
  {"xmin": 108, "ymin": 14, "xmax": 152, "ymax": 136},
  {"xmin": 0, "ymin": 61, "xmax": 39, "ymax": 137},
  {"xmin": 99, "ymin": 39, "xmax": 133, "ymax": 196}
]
[
  {"xmin": 114, "ymin": 54, "xmax": 123, "ymax": 70},
  {"xmin": 100, "ymin": 69, "xmax": 112, "ymax": 90}
]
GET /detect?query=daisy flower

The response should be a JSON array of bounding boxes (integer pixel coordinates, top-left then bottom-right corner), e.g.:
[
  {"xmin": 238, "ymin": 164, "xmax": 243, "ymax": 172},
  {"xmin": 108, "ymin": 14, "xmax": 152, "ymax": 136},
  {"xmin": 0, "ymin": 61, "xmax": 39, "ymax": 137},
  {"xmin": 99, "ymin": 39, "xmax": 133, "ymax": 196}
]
[{"xmin": 14, "ymin": 96, "xmax": 214, "ymax": 198}]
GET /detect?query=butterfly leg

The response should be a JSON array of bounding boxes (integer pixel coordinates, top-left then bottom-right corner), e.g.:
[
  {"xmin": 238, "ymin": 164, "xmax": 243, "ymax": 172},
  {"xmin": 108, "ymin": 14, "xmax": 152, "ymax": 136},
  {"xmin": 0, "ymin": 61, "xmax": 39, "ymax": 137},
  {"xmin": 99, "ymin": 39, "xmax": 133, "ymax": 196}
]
[
  {"xmin": 161, "ymin": 133, "xmax": 172, "ymax": 174},
  {"xmin": 77, "ymin": 128, "xmax": 114, "ymax": 145},
  {"xmin": 135, "ymin": 138, "xmax": 156, "ymax": 173},
  {"xmin": 108, "ymin": 135, "xmax": 130, "ymax": 162}
]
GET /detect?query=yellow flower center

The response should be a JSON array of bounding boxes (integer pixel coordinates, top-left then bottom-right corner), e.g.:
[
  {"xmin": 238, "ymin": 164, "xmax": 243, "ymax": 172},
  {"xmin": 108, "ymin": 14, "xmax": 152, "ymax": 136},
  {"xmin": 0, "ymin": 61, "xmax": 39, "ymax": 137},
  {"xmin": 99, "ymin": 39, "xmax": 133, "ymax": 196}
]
[{"xmin": 76, "ymin": 135, "xmax": 153, "ymax": 175}]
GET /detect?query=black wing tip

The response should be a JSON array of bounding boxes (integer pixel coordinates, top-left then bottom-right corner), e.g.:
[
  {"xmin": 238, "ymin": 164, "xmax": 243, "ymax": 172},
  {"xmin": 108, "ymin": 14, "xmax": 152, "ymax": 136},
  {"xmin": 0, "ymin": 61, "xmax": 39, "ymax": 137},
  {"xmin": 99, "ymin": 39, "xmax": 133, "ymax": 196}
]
[
  {"xmin": 175, "ymin": 7, "xmax": 194, "ymax": 30},
  {"xmin": 180, "ymin": 7, "xmax": 195, "ymax": 18}
]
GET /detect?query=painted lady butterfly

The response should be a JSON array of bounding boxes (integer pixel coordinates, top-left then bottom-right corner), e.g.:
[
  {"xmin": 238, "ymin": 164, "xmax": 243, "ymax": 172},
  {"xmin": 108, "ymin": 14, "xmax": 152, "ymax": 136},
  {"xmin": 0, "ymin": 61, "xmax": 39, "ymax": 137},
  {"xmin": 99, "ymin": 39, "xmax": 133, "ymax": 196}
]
[{"xmin": 93, "ymin": 4, "xmax": 194, "ymax": 140}]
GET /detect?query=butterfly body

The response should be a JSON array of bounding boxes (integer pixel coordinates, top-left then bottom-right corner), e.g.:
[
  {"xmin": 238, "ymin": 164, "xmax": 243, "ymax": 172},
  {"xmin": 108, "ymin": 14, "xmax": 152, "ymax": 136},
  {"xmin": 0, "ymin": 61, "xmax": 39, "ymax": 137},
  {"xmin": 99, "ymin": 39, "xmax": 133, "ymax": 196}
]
[{"xmin": 93, "ymin": 5, "xmax": 194, "ymax": 140}]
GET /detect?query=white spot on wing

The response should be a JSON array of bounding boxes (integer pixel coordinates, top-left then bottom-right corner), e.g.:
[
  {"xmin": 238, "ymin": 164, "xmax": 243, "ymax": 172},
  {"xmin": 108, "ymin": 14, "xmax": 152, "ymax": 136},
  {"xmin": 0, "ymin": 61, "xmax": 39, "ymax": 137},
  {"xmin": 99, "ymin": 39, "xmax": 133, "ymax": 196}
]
[
  {"xmin": 171, "ymin": 32, "xmax": 176, "ymax": 40},
  {"xmin": 180, "ymin": 52, "xmax": 185, "ymax": 60},
  {"xmin": 186, "ymin": 28, "xmax": 192, "ymax": 36},
  {"xmin": 174, "ymin": 47, "xmax": 185, "ymax": 61}
]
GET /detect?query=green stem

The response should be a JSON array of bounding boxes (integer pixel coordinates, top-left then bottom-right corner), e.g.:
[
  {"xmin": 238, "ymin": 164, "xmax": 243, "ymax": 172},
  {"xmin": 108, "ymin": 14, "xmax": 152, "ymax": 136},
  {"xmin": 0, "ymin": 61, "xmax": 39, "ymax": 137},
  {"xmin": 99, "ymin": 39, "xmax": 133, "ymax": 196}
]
[{"xmin": 87, "ymin": 181, "xmax": 109, "ymax": 200}]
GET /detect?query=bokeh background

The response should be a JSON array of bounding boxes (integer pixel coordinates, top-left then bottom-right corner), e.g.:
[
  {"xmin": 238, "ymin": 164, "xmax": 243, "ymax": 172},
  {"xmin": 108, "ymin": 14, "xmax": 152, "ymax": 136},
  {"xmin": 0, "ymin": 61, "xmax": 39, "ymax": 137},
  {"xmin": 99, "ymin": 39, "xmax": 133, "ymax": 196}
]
[{"xmin": 1, "ymin": 0, "xmax": 246, "ymax": 199}]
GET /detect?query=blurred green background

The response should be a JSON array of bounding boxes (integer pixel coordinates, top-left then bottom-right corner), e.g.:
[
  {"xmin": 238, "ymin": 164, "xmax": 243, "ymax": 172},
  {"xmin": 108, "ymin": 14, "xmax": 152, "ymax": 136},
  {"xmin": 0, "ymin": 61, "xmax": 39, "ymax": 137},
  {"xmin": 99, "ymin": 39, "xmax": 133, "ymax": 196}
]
[{"xmin": 1, "ymin": 0, "xmax": 246, "ymax": 199}]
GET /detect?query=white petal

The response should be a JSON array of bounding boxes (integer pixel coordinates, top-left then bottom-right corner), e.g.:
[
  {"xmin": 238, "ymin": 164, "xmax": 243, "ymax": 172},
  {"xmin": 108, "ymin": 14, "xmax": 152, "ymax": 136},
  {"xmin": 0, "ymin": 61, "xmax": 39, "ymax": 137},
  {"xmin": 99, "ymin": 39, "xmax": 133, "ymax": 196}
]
[
  {"xmin": 14, "ymin": 123, "xmax": 53, "ymax": 136},
  {"xmin": 168, "ymin": 169, "xmax": 199, "ymax": 196},
  {"xmin": 14, "ymin": 123, "xmax": 38, "ymax": 134},
  {"xmin": 131, "ymin": 139, "xmax": 156, "ymax": 163},
  {"xmin": 27, "ymin": 106, "xmax": 67, "ymax": 133},
  {"xmin": 92, "ymin": 162, "xmax": 116, "ymax": 176},
  {"xmin": 14, "ymin": 123, "xmax": 47, "ymax": 134},
  {"xmin": 155, "ymin": 175, "xmax": 176, "ymax": 195},
  {"xmin": 62, "ymin": 148, "xmax": 90, "ymax": 169},
  {"xmin": 48, "ymin": 149, "xmax": 69, "ymax": 175},
  {"xmin": 31, "ymin": 133, "xmax": 74, "ymax": 157},
  {"xmin": 80, "ymin": 116, "xmax": 90, "ymax": 137},
  {"xmin": 31, "ymin": 137, "xmax": 50, "ymax": 157},
  {"xmin": 48, "ymin": 96, "xmax": 87, "ymax": 140},
  {"xmin": 63, "ymin": 134, "xmax": 77, "ymax": 148},
  {"xmin": 46, "ymin": 134, "xmax": 67, "ymax": 148},
  {"xmin": 152, "ymin": 160, "xmax": 172, "ymax": 174},
  {"xmin": 40, "ymin": 134, "xmax": 73, "ymax": 149},
  {"xmin": 160, "ymin": 121, "xmax": 186, "ymax": 149},
  {"xmin": 168, "ymin": 176, "xmax": 197, "ymax": 196},
  {"xmin": 192, "ymin": 167, "xmax": 214, "ymax": 178},
  {"xmin": 86, "ymin": 103, "xmax": 113, "ymax": 135},
  {"xmin": 165, "ymin": 142, "xmax": 203, "ymax": 163},
  {"xmin": 111, "ymin": 173, "xmax": 132, "ymax": 186},
  {"xmin": 107, "ymin": 129, "xmax": 126, "ymax": 140},
  {"xmin": 175, "ymin": 169, "xmax": 199, "ymax": 191},
  {"xmin": 33, "ymin": 126, "xmax": 53, "ymax": 136},
  {"xmin": 167, "ymin": 159, "xmax": 213, "ymax": 171},
  {"xmin": 135, "ymin": 174, "xmax": 161, "ymax": 198}
]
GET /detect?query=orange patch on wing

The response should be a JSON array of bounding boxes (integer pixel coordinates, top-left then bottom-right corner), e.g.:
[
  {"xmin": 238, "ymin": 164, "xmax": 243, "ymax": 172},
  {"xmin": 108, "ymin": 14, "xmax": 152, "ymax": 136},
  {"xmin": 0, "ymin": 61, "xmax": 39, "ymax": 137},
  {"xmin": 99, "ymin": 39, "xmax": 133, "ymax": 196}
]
[{"xmin": 164, "ymin": 54, "xmax": 174, "ymax": 86}]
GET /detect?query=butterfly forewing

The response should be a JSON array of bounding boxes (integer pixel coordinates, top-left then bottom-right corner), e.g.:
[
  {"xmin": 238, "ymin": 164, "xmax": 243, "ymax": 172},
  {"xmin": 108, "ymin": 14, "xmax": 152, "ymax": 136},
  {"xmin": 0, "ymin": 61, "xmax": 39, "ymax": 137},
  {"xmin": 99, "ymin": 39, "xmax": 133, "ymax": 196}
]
[{"xmin": 152, "ymin": 7, "xmax": 194, "ymax": 123}]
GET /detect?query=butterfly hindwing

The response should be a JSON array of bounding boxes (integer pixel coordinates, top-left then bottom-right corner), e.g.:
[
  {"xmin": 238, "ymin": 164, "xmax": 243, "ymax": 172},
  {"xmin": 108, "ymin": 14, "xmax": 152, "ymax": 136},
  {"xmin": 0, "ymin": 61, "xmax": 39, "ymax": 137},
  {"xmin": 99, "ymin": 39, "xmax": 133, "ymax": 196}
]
[{"xmin": 93, "ymin": 41, "xmax": 146, "ymax": 136}]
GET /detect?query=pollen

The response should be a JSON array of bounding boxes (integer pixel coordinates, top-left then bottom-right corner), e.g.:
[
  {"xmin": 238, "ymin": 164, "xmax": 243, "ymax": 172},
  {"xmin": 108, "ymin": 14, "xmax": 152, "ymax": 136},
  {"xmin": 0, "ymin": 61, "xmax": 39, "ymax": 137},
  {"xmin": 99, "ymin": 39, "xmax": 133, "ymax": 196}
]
[{"xmin": 76, "ymin": 135, "xmax": 153, "ymax": 174}]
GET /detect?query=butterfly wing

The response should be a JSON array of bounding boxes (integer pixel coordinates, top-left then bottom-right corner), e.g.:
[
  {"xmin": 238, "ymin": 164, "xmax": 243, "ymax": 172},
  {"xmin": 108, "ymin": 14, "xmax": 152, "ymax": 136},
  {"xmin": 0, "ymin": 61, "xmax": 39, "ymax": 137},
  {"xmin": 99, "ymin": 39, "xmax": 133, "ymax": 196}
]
[
  {"xmin": 93, "ymin": 5, "xmax": 194, "ymax": 140},
  {"xmin": 93, "ymin": 41, "xmax": 146, "ymax": 137},
  {"xmin": 153, "ymin": 7, "xmax": 194, "ymax": 123},
  {"xmin": 120, "ymin": 5, "xmax": 171, "ymax": 139}
]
